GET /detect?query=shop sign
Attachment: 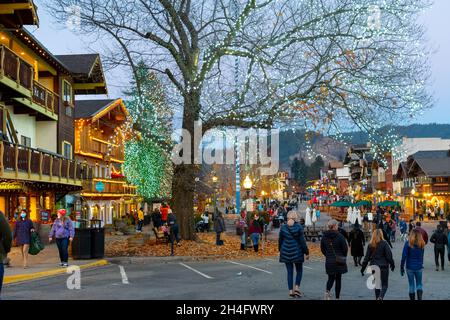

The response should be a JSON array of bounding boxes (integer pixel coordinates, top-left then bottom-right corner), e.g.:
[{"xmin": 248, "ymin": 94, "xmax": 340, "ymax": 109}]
[
  {"xmin": 40, "ymin": 211, "xmax": 49, "ymax": 223},
  {"xmin": 95, "ymin": 181, "xmax": 105, "ymax": 193},
  {"xmin": 0, "ymin": 182, "xmax": 23, "ymax": 190}
]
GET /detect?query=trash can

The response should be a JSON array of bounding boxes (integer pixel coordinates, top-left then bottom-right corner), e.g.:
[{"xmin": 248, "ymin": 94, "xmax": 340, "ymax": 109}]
[
  {"xmin": 90, "ymin": 219, "xmax": 105, "ymax": 259},
  {"xmin": 71, "ymin": 228, "xmax": 91, "ymax": 259}
]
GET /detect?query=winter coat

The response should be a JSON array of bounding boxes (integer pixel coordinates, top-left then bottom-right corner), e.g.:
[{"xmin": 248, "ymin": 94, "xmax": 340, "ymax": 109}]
[
  {"xmin": 348, "ymin": 228, "xmax": 365, "ymax": 257},
  {"xmin": 248, "ymin": 219, "xmax": 263, "ymax": 235},
  {"xmin": 214, "ymin": 216, "xmax": 225, "ymax": 233},
  {"xmin": 151, "ymin": 211, "xmax": 162, "ymax": 227},
  {"xmin": 399, "ymin": 221, "xmax": 407, "ymax": 233},
  {"xmin": 0, "ymin": 211, "xmax": 12, "ymax": 262},
  {"xmin": 401, "ymin": 242, "xmax": 424, "ymax": 271},
  {"xmin": 338, "ymin": 227, "xmax": 349, "ymax": 243},
  {"xmin": 321, "ymin": 230, "xmax": 348, "ymax": 275},
  {"xmin": 415, "ymin": 227, "xmax": 429, "ymax": 244},
  {"xmin": 430, "ymin": 229, "xmax": 448, "ymax": 250},
  {"xmin": 278, "ymin": 223, "xmax": 309, "ymax": 263},
  {"xmin": 361, "ymin": 240, "xmax": 395, "ymax": 271},
  {"xmin": 13, "ymin": 219, "xmax": 34, "ymax": 245},
  {"xmin": 160, "ymin": 206, "xmax": 170, "ymax": 221},
  {"xmin": 49, "ymin": 218, "xmax": 75, "ymax": 239}
]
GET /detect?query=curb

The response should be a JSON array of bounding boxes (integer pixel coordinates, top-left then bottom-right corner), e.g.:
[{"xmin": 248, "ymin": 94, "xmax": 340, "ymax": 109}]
[
  {"xmin": 106, "ymin": 255, "xmax": 279, "ymax": 265},
  {"xmin": 4, "ymin": 260, "xmax": 109, "ymax": 285}
]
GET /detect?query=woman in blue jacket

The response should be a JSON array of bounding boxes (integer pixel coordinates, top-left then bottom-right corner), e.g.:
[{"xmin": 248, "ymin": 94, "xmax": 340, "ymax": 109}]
[
  {"xmin": 279, "ymin": 211, "xmax": 309, "ymax": 298},
  {"xmin": 401, "ymin": 229, "xmax": 425, "ymax": 300}
]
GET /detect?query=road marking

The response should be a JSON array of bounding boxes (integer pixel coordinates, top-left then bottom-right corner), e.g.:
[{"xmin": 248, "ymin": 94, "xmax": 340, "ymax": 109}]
[
  {"xmin": 304, "ymin": 266, "xmax": 313, "ymax": 270},
  {"xmin": 265, "ymin": 258, "xmax": 314, "ymax": 270},
  {"xmin": 179, "ymin": 263, "xmax": 214, "ymax": 279},
  {"xmin": 227, "ymin": 261, "xmax": 273, "ymax": 274},
  {"xmin": 119, "ymin": 265, "xmax": 129, "ymax": 284}
]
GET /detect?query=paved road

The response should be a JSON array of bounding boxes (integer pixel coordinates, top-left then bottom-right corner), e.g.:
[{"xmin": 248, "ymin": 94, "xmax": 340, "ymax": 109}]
[{"xmin": 3, "ymin": 230, "xmax": 449, "ymax": 300}]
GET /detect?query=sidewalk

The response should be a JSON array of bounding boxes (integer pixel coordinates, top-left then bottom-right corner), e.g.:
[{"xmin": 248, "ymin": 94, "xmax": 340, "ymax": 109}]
[{"xmin": 4, "ymin": 243, "xmax": 108, "ymax": 284}]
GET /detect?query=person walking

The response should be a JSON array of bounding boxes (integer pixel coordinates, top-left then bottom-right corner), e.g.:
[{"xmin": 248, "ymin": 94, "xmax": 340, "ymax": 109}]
[
  {"xmin": 160, "ymin": 202, "xmax": 170, "ymax": 225},
  {"xmin": 167, "ymin": 210, "xmax": 181, "ymax": 246},
  {"xmin": 0, "ymin": 210, "xmax": 12, "ymax": 298},
  {"xmin": 399, "ymin": 218, "xmax": 408, "ymax": 242},
  {"xmin": 348, "ymin": 221, "xmax": 365, "ymax": 267},
  {"xmin": 321, "ymin": 219, "xmax": 348, "ymax": 300},
  {"xmin": 430, "ymin": 224, "xmax": 448, "ymax": 271},
  {"xmin": 279, "ymin": 211, "xmax": 309, "ymax": 298},
  {"xmin": 415, "ymin": 222, "xmax": 428, "ymax": 244},
  {"xmin": 390, "ymin": 219, "xmax": 397, "ymax": 242},
  {"xmin": 48, "ymin": 209, "xmax": 75, "ymax": 267},
  {"xmin": 400, "ymin": 229, "xmax": 425, "ymax": 300},
  {"xmin": 378, "ymin": 222, "xmax": 393, "ymax": 249},
  {"xmin": 13, "ymin": 209, "xmax": 35, "ymax": 268},
  {"xmin": 248, "ymin": 213, "xmax": 263, "ymax": 252},
  {"xmin": 214, "ymin": 211, "xmax": 226, "ymax": 246},
  {"xmin": 361, "ymin": 229, "xmax": 395, "ymax": 300},
  {"xmin": 236, "ymin": 211, "xmax": 248, "ymax": 250},
  {"xmin": 136, "ymin": 207, "xmax": 144, "ymax": 233}
]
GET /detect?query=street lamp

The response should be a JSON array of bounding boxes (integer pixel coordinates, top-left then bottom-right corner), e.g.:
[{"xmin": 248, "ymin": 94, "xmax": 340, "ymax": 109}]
[
  {"xmin": 411, "ymin": 188, "xmax": 416, "ymax": 219},
  {"xmin": 243, "ymin": 175, "xmax": 253, "ymax": 199},
  {"xmin": 212, "ymin": 174, "xmax": 219, "ymax": 219}
]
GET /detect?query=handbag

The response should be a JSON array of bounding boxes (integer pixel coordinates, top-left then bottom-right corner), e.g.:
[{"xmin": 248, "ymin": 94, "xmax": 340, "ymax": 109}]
[
  {"xmin": 28, "ymin": 232, "xmax": 44, "ymax": 255},
  {"xmin": 329, "ymin": 239, "xmax": 346, "ymax": 265}
]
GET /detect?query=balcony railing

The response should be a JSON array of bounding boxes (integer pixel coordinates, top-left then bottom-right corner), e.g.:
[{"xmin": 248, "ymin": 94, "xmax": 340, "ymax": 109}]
[
  {"xmin": 82, "ymin": 179, "xmax": 138, "ymax": 195},
  {"xmin": 0, "ymin": 45, "xmax": 33, "ymax": 91},
  {"xmin": 0, "ymin": 141, "xmax": 93, "ymax": 185},
  {"xmin": 32, "ymin": 81, "xmax": 59, "ymax": 114}
]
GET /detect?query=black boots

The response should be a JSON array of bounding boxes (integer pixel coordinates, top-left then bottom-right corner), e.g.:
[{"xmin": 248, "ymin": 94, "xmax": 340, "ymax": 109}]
[
  {"xmin": 417, "ymin": 290, "xmax": 423, "ymax": 300},
  {"xmin": 409, "ymin": 293, "xmax": 415, "ymax": 300},
  {"xmin": 240, "ymin": 243, "xmax": 245, "ymax": 250},
  {"xmin": 253, "ymin": 244, "xmax": 259, "ymax": 252}
]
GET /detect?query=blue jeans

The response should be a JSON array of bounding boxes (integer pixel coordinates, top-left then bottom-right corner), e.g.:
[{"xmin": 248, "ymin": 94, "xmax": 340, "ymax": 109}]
[
  {"xmin": 285, "ymin": 262, "xmax": 303, "ymax": 290},
  {"xmin": 216, "ymin": 232, "xmax": 223, "ymax": 245},
  {"xmin": 0, "ymin": 263, "xmax": 4, "ymax": 297},
  {"xmin": 251, "ymin": 233, "xmax": 260, "ymax": 246},
  {"xmin": 56, "ymin": 238, "xmax": 69, "ymax": 263},
  {"xmin": 137, "ymin": 220, "xmax": 144, "ymax": 231},
  {"xmin": 241, "ymin": 233, "xmax": 246, "ymax": 245},
  {"xmin": 406, "ymin": 269, "xmax": 423, "ymax": 294}
]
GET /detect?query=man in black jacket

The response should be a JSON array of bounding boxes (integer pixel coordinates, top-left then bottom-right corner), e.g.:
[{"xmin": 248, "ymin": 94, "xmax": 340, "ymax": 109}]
[
  {"xmin": 430, "ymin": 224, "xmax": 448, "ymax": 271},
  {"xmin": 0, "ymin": 210, "xmax": 12, "ymax": 297}
]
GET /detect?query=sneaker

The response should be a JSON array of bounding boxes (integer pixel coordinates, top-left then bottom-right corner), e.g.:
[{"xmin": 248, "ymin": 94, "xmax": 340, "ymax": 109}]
[
  {"xmin": 60, "ymin": 263, "xmax": 64, "ymax": 267},
  {"xmin": 436, "ymin": 267, "xmax": 439, "ymax": 271},
  {"xmin": 62, "ymin": 263, "xmax": 69, "ymax": 267},
  {"xmin": 324, "ymin": 291, "xmax": 332, "ymax": 300}
]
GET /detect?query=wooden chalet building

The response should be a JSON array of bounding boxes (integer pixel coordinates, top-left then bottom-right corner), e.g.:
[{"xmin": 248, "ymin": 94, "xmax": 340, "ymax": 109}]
[
  {"xmin": 395, "ymin": 150, "xmax": 450, "ymax": 217},
  {"xmin": 0, "ymin": 1, "xmax": 104, "ymax": 222},
  {"xmin": 343, "ymin": 143, "xmax": 373, "ymax": 198},
  {"xmin": 74, "ymin": 99, "xmax": 140, "ymax": 226}
]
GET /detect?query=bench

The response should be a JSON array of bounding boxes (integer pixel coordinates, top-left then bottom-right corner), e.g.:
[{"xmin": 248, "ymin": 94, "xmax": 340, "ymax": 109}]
[{"xmin": 153, "ymin": 227, "xmax": 169, "ymax": 244}]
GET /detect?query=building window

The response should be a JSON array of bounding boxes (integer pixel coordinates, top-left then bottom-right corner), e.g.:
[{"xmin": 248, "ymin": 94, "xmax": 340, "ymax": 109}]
[
  {"xmin": 63, "ymin": 80, "xmax": 73, "ymax": 105},
  {"xmin": 20, "ymin": 135, "xmax": 31, "ymax": 147},
  {"xmin": 63, "ymin": 141, "xmax": 72, "ymax": 159}
]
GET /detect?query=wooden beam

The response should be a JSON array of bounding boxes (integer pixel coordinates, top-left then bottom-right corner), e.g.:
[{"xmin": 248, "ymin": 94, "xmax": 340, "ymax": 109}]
[{"xmin": 0, "ymin": 3, "xmax": 33, "ymax": 14}]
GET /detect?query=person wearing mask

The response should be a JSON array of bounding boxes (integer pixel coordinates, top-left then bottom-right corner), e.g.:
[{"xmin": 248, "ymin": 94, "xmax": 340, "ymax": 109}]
[
  {"xmin": 214, "ymin": 212, "xmax": 226, "ymax": 246},
  {"xmin": 415, "ymin": 222, "xmax": 428, "ymax": 244},
  {"xmin": 401, "ymin": 229, "xmax": 425, "ymax": 300},
  {"xmin": 49, "ymin": 209, "xmax": 75, "ymax": 267},
  {"xmin": 248, "ymin": 213, "xmax": 263, "ymax": 252},
  {"xmin": 236, "ymin": 211, "xmax": 248, "ymax": 250},
  {"xmin": 279, "ymin": 211, "xmax": 309, "ymax": 298},
  {"xmin": 136, "ymin": 207, "xmax": 144, "ymax": 233},
  {"xmin": 321, "ymin": 219, "xmax": 348, "ymax": 300},
  {"xmin": 361, "ymin": 229, "xmax": 395, "ymax": 300},
  {"xmin": 348, "ymin": 221, "xmax": 365, "ymax": 267},
  {"xmin": 13, "ymin": 209, "xmax": 35, "ymax": 268},
  {"xmin": 0, "ymin": 210, "xmax": 12, "ymax": 298},
  {"xmin": 160, "ymin": 202, "xmax": 170, "ymax": 225},
  {"xmin": 430, "ymin": 224, "xmax": 448, "ymax": 271}
]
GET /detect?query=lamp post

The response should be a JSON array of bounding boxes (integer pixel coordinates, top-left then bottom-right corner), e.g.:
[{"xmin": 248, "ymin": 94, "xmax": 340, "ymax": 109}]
[
  {"xmin": 411, "ymin": 188, "xmax": 416, "ymax": 220},
  {"xmin": 243, "ymin": 175, "xmax": 253, "ymax": 248},
  {"xmin": 212, "ymin": 174, "xmax": 218, "ymax": 219}
]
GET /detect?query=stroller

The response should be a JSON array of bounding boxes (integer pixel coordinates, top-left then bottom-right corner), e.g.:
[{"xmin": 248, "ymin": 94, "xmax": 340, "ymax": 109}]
[{"xmin": 196, "ymin": 220, "xmax": 209, "ymax": 232}]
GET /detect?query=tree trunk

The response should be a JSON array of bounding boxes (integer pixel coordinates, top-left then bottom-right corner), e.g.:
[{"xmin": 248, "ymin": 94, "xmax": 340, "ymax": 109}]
[{"xmin": 170, "ymin": 91, "xmax": 200, "ymax": 240}]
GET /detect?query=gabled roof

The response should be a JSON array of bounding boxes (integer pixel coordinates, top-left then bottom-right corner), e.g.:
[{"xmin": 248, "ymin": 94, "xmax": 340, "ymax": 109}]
[
  {"xmin": 412, "ymin": 158, "xmax": 450, "ymax": 178},
  {"xmin": 75, "ymin": 99, "xmax": 128, "ymax": 120},
  {"xmin": 55, "ymin": 54, "xmax": 99, "ymax": 75},
  {"xmin": 411, "ymin": 150, "xmax": 450, "ymax": 159}
]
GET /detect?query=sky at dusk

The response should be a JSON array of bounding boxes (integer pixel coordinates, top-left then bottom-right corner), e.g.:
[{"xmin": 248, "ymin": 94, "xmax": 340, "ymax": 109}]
[{"xmin": 27, "ymin": 0, "xmax": 450, "ymax": 125}]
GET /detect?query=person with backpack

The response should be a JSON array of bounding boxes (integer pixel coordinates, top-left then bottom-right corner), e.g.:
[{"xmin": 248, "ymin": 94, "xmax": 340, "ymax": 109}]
[
  {"xmin": 401, "ymin": 229, "xmax": 425, "ymax": 300},
  {"xmin": 0, "ymin": 210, "xmax": 12, "ymax": 298},
  {"xmin": 399, "ymin": 218, "xmax": 408, "ymax": 242},
  {"xmin": 321, "ymin": 219, "xmax": 348, "ymax": 300},
  {"xmin": 13, "ymin": 209, "xmax": 35, "ymax": 268},
  {"xmin": 348, "ymin": 221, "xmax": 365, "ymax": 267},
  {"xmin": 279, "ymin": 211, "xmax": 309, "ymax": 298},
  {"xmin": 48, "ymin": 209, "xmax": 75, "ymax": 267},
  {"xmin": 361, "ymin": 229, "xmax": 395, "ymax": 300},
  {"xmin": 430, "ymin": 224, "xmax": 448, "ymax": 271}
]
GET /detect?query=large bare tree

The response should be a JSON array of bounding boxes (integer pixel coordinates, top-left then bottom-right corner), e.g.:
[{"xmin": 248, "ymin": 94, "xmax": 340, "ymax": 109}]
[{"xmin": 44, "ymin": 0, "xmax": 431, "ymax": 239}]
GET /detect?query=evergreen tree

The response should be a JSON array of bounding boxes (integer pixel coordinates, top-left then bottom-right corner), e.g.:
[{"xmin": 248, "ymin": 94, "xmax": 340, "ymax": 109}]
[
  {"xmin": 307, "ymin": 156, "xmax": 325, "ymax": 181},
  {"xmin": 291, "ymin": 158, "xmax": 301, "ymax": 182},
  {"xmin": 298, "ymin": 158, "xmax": 308, "ymax": 186}
]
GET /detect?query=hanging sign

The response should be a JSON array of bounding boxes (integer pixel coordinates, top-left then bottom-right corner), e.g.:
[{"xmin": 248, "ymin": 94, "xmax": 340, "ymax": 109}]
[{"xmin": 95, "ymin": 181, "xmax": 105, "ymax": 192}]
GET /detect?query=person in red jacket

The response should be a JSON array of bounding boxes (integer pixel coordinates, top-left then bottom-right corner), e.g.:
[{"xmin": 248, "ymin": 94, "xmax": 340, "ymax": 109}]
[
  {"xmin": 248, "ymin": 213, "xmax": 264, "ymax": 252},
  {"xmin": 160, "ymin": 203, "xmax": 170, "ymax": 225}
]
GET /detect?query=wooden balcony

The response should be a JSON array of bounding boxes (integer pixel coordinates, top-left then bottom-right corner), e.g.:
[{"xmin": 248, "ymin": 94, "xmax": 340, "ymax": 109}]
[
  {"xmin": 81, "ymin": 179, "xmax": 138, "ymax": 197},
  {"xmin": 0, "ymin": 141, "xmax": 93, "ymax": 186},
  {"xmin": 31, "ymin": 80, "xmax": 59, "ymax": 114},
  {"xmin": 0, "ymin": 44, "xmax": 33, "ymax": 97}
]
